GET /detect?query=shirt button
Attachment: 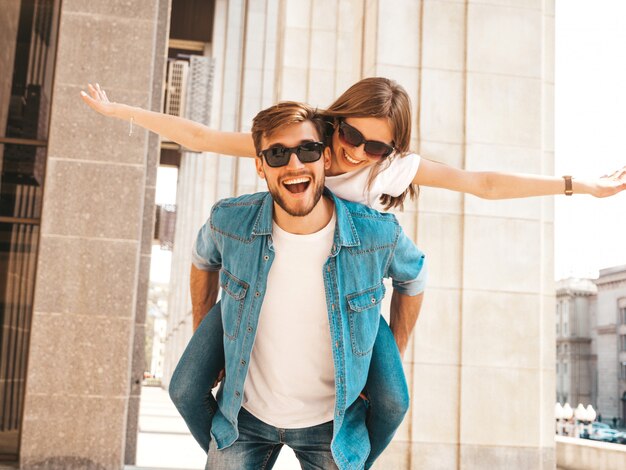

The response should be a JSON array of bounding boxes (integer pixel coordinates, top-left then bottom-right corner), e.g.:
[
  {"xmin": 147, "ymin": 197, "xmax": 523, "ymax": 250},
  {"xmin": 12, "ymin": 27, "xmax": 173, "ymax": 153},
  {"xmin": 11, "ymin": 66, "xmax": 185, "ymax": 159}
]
[
  {"xmin": 235, "ymin": 391, "xmax": 240, "ymax": 397},
  {"xmin": 371, "ymin": 298, "xmax": 376, "ymax": 304},
  {"xmin": 240, "ymin": 360, "xmax": 246, "ymax": 366},
  {"xmin": 247, "ymin": 326, "xmax": 253, "ymax": 332},
  {"xmin": 263, "ymin": 255, "xmax": 269, "ymax": 261},
  {"xmin": 255, "ymin": 291, "xmax": 260, "ymax": 297}
]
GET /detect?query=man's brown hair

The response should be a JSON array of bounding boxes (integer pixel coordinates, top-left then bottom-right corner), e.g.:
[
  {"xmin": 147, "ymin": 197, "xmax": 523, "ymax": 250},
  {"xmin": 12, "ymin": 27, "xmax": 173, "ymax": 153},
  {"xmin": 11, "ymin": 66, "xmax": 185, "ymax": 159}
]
[{"xmin": 251, "ymin": 101, "xmax": 327, "ymax": 156}]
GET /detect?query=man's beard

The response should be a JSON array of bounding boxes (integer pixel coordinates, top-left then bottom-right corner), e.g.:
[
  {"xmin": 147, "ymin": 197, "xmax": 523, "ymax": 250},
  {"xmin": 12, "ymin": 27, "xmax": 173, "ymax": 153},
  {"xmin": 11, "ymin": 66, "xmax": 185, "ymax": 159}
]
[{"xmin": 268, "ymin": 173, "xmax": 325, "ymax": 217}]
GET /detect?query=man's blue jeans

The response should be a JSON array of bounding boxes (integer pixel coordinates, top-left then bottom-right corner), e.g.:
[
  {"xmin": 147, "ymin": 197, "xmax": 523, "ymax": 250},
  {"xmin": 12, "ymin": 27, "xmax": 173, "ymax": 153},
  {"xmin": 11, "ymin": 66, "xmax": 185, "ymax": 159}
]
[
  {"xmin": 169, "ymin": 301, "xmax": 408, "ymax": 468},
  {"xmin": 205, "ymin": 407, "xmax": 338, "ymax": 469}
]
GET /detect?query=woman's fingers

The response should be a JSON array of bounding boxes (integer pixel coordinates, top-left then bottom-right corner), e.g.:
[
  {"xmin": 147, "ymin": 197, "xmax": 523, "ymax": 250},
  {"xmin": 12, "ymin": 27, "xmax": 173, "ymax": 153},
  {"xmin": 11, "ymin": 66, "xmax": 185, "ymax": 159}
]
[
  {"xmin": 96, "ymin": 83, "xmax": 107, "ymax": 102},
  {"xmin": 88, "ymin": 83, "xmax": 100, "ymax": 100}
]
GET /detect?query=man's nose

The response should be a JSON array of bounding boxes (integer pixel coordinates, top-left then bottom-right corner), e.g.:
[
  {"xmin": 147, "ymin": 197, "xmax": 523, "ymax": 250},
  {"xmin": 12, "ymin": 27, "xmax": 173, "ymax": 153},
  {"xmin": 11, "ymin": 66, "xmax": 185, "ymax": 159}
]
[{"xmin": 286, "ymin": 151, "xmax": 305, "ymax": 169}]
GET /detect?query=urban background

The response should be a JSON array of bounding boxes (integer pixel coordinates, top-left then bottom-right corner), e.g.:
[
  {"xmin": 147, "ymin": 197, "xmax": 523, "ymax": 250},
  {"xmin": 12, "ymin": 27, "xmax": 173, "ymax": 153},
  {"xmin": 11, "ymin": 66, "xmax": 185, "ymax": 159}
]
[{"xmin": 0, "ymin": 1, "xmax": 625, "ymax": 469}]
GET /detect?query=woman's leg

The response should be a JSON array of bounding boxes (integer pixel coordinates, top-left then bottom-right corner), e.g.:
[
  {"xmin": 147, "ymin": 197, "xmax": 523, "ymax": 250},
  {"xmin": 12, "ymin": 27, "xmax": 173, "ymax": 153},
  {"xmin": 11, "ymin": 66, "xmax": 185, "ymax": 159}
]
[
  {"xmin": 169, "ymin": 301, "xmax": 225, "ymax": 452},
  {"xmin": 364, "ymin": 316, "xmax": 410, "ymax": 468}
]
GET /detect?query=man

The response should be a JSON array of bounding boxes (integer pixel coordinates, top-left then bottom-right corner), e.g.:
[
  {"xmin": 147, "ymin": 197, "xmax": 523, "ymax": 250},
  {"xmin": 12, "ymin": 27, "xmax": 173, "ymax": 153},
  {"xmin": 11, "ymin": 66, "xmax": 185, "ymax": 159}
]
[{"xmin": 190, "ymin": 102, "xmax": 426, "ymax": 469}]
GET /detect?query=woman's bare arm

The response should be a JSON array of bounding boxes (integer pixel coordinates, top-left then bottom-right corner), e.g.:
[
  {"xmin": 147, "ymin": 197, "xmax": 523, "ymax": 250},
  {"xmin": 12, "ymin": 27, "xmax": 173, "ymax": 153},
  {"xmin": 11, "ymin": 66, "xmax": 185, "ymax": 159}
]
[
  {"xmin": 80, "ymin": 83, "xmax": 255, "ymax": 156},
  {"xmin": 413, "ymin": 157, "xmax": 626, "ymax": 199}
]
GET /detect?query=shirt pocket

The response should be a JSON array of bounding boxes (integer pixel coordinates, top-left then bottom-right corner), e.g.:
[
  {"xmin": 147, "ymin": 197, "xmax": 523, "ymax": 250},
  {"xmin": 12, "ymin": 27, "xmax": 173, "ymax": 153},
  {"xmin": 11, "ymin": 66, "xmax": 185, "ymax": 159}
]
[
  {"xmin": 220, "ymin": 268, "xmax": 249, "ymax": 340},
  {"xmin": 346, "ymin": 282, "xmax": 385, "ymax": 356}
]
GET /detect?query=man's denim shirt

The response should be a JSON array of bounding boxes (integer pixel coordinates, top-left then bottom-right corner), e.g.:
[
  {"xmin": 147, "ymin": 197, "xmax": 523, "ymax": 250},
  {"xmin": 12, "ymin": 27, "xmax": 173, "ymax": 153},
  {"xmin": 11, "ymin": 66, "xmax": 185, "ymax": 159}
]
[{"xmin": 192, "ymin": 189, "xmax": 426, "ymax": 470}]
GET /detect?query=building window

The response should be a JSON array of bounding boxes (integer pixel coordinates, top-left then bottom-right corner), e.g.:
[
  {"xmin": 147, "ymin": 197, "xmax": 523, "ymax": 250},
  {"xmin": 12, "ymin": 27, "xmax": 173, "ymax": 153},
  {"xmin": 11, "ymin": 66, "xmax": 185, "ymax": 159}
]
[
  {"xmin": 620, "ymin": 306, "xmax": 626, "ymax": 325},
  {"xmin": 0, "ymin": 0, "xmax": 61, "ymax": 460},
  {"xmin": 556, "ymin": 363, "xmax": 560, "ymax": 374},
  {"xmin": 563, "ymin": 363, "xmax": 568, "ymax": 375},
  {"xmin": 621, "ymin": 362, "xmax": 626, "ymax": 380},
  {"xmin": 621, "ymin": 335, "xmax": 626, "ymax": 353}
]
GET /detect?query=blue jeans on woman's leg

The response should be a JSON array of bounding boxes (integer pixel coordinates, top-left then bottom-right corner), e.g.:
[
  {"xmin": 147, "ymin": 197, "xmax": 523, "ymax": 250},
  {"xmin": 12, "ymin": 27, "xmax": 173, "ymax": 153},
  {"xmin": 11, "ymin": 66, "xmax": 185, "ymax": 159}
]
[
  {"xmin": 364, "ymin": 317, "xmax": 410, "ymax": 468},
  {"xmin": 168, "ymin": 301, "xmax": 225, "ymax": 452},
  {"xmin": 169, "ymin": 303, "xmax": 409, "ymax": 465}
]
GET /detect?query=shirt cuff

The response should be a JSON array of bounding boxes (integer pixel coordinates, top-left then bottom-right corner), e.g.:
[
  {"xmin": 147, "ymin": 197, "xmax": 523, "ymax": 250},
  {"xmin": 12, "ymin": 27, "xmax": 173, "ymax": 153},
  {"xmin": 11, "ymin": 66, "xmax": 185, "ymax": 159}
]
[
  {"xmin": 191, "ymin": 247, "xmax": 221, "ymax": 271},
  {"xmin": 391, "ymin": 258, "xmax": 428, "ymax": 296}
]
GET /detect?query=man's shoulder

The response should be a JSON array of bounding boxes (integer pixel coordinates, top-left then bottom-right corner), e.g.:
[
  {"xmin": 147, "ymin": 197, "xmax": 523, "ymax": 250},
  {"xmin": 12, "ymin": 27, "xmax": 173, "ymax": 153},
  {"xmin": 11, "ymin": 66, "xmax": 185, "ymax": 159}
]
[{"xmin": 210, "ymin": 192, "xmax": 269, "ymax": 238}]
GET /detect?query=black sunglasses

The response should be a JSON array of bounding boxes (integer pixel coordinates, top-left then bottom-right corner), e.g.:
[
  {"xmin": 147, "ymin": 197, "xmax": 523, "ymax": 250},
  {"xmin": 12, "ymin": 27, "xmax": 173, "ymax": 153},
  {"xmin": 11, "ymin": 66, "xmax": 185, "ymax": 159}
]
[
  {"xmin": 258, "ymin": 141, "xmax": 325, "ymax": 168},
  {"xmin": 338, "ymin": 120, "xmax": 395, "ymax": 160}
]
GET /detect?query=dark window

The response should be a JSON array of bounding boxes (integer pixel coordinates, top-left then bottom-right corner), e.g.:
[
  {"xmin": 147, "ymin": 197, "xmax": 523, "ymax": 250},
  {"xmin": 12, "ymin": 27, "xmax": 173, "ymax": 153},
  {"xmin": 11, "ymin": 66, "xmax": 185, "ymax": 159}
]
[{"xmin": 0, "ymin": 0, "xmax": 60, "ymax": 461}]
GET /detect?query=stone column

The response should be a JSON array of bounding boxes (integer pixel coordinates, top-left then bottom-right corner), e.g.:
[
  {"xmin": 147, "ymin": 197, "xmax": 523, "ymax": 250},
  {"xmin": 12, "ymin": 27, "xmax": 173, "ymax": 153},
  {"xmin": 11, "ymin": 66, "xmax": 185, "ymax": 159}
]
[
  {"xmin": 162, "ymin": 0, "xmax": 283, "ymax": 384},
  {"xmin": 19, "ymin": 1, "xmax": 165, "ymax": 468},
  {"xmin": 359, "ymin": 1, "xmax": 556, "ymax": 469},
  {"xmin": 125, "ymin": 0, "xmax": 171, "ymax": 464}
]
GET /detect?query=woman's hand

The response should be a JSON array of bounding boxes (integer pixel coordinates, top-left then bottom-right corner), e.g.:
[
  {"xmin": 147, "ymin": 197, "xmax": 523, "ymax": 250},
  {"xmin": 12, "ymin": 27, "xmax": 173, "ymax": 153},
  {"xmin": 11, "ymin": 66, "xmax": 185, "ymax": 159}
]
[
  {"xmin": 591, "ymin": 166, "xmax": 626, "ymax": 197},
  {"xmin": 80, "ymin": 83, "xmax": 120, "ymax": 118}
]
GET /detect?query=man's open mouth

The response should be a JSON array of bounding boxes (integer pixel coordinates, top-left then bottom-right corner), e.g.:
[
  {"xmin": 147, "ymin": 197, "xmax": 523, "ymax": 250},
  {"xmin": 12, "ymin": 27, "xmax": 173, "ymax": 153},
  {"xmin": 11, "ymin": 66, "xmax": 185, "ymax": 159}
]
[{"xmin": 283, "ymin": 176, "xmax": 311, "ymax": 194}]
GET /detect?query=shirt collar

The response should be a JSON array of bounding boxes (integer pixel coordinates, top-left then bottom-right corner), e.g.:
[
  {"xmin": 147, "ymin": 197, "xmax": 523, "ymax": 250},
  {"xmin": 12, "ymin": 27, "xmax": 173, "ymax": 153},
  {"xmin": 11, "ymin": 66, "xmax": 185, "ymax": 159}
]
[{"xmin": 251, "ymin": 188, "xmax": 360, "ymax": 249}]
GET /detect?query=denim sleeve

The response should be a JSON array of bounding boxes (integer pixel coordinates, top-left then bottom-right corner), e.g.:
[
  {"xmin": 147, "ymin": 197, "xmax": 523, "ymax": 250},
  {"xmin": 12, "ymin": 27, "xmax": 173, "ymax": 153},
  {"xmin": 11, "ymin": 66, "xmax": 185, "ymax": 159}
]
[
  {"xmin": 387, "ymin": 224, "xmax": 427, "ymax": 296},
  {"xmin": 191, "ymin": 212, "xmax": 222, "ymax": 272}
]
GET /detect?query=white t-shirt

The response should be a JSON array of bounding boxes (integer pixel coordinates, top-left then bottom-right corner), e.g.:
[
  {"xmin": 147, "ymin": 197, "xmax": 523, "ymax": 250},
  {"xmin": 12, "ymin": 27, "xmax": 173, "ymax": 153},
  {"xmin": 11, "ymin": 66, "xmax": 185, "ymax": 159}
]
[
  {"xmin": 243, "ymin": 214, "xmax": 336, "ymax": 428},
  {"xmin": 325, "ymin": 153, "xmax": 421, "ymax": 211}
]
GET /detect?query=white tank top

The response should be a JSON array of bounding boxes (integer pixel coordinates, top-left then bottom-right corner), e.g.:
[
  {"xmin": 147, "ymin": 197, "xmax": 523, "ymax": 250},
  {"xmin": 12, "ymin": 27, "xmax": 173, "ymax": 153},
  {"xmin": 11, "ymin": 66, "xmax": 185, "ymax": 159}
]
[{"xmin": 242, "ymin": 214, "xmax": 336, "ymax": 428}]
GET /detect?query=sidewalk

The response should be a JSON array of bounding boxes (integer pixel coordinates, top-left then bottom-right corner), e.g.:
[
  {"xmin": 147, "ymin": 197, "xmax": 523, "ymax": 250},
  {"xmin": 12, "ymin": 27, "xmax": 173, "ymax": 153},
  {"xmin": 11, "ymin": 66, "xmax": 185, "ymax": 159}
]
[{"xmin": 127, "ymin": 385, "xmax": 299, "ymax": 470}]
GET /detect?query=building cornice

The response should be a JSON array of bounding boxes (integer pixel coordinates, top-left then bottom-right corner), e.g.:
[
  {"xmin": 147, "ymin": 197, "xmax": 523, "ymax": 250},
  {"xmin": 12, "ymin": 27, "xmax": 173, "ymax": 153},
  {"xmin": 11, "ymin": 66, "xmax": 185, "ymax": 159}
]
[{"xmin": 596, "ymin": 324, "xmax": 617, "ymax": 335}]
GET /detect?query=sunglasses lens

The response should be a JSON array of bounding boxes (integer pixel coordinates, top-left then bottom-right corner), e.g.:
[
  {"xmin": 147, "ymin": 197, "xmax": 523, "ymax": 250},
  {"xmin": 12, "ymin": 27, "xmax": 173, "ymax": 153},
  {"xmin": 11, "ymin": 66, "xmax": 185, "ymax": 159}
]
[
  {"xmin": 339, "ymin": 122, "xmax": 364, "ymax": 147},
  {"xmin": 364, "ymin": 142, "xmax": 393, "ymax": 158},
  {"xmin": 263, "ymin": 148, "xmax": 290, "ymax": 167},
  {"xmin": 339, "ymin": 121, "xmax": 393, "ymax": 159},
  {"xmin": 261, "ymin": 142, "xmax": 324, "ymax": 167},
  {"xmin": 297, "ymin": 142, "xmax": 323, "ymax": 162}
]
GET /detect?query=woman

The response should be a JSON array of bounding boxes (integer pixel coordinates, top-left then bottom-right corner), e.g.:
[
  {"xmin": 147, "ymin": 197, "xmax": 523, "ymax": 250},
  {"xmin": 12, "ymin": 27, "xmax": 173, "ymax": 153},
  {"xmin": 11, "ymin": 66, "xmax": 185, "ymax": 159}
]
[{"xmin": 81, "ymin": 77, "xmax": 626, "ymax": 467}]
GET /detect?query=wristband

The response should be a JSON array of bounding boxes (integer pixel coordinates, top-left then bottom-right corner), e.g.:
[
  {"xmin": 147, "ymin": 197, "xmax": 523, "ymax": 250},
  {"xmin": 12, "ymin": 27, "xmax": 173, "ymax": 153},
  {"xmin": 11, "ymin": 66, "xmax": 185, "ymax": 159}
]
[{"xmin": 563, "ymin": 175, "xmax": 573, "ymax": 196}]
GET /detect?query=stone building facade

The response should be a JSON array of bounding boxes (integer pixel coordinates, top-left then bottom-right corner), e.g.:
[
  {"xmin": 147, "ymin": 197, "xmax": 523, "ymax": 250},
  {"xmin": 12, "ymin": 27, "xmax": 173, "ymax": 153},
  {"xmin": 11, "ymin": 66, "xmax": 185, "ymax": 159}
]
[
  {"xmin": 0, "ymin": 0, "xmax": 169, "ymax": 467},
  {"xmin": 555, "ymin": 267, "xmax": 626, "ymax": 425},
  {"xmin": 163, "ymin": 1, "xmax": 556, "ymax": 469},
  {"xmin": 594, "ymin": 265, "xmax": 626, "ymax": 424},
  {"xmin": 0, "ymin": 0, "xmax": 556, "ymax": 469},
  {"xmin": 555, "ymin": 278, "xmax": 596, "ymax": 407}
]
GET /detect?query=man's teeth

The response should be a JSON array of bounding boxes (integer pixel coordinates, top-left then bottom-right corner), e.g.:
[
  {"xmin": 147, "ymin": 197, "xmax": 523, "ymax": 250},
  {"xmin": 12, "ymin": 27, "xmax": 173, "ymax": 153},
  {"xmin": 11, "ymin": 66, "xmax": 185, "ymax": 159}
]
[{"xmin": 284, "ymin": 177, "xmax": 310, "ymax": 185}]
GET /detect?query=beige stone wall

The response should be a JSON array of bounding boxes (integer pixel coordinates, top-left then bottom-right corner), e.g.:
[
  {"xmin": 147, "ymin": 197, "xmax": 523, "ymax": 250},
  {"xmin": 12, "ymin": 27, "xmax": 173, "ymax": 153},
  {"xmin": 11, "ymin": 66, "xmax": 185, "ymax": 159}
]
[
  {"xmin": 20, "ymin": 1, "xmax": 167, "ymax": 468},
  {"xmin": 164, "ymin": 0, "xmax": 556, "ymax": 468},
  {"xmin": 556, "ymin": 436, "xmax": 626, "ymax": 470}
]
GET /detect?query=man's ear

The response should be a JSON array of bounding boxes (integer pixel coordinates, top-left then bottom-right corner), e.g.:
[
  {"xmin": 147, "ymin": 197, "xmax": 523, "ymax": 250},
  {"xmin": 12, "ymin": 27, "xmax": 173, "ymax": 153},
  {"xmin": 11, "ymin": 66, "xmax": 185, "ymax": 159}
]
[
  {"xmin": 323, "ymin": 147, "xmax": 332, "ymax": 170},
  {"xmin": 255, "ymin": 157, "xmax": 266, "ymax": 179}
]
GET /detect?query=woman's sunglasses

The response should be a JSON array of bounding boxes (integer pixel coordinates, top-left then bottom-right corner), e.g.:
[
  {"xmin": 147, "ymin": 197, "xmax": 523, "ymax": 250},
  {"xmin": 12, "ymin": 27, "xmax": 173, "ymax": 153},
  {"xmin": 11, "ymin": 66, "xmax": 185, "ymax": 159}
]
[
  {"xmin": 337, "ymin": 120, "xmax": 395, "ymax": 160},
  {"xmin": 258, "ymin": 141, "xmax": 325, "ymax": 168}
]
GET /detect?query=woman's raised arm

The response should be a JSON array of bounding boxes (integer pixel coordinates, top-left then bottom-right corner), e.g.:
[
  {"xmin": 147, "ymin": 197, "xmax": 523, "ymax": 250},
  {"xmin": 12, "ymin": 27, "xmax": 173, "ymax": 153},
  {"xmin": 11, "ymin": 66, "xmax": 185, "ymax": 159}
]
[
  {"xmin": 80, "ymin": 83, "xmax": 256, "ymax": 157},
  {"xmin": 414, "ymin": 158, "xmax": 626, "ymax": 199}
]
